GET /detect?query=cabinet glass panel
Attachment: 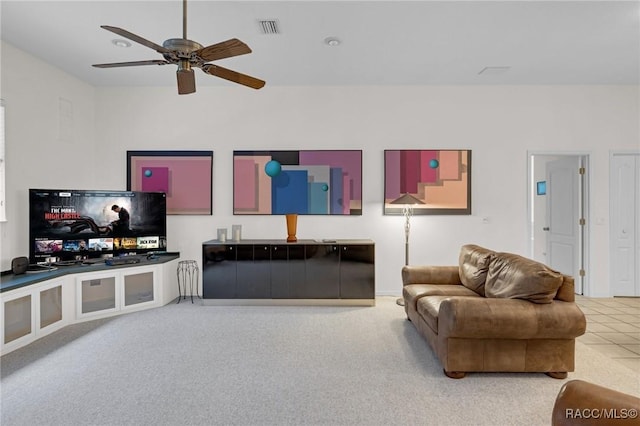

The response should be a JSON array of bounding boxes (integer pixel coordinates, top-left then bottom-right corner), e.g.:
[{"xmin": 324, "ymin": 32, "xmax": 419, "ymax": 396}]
[
  {"xmin": 236, "ymin": 245, "xmax": 271, "ymax": 298},
  {"xmin": 40, "ymin": 285, "xmax": 62, "ymax": 328},
  {"xmin": 4, "ymin": 295, "xmax": 31, "ymax": 344},
  {"xmin": 288, "ymin": 245, "xmax": 306, "ymax": 297},
  {"xmin": 124, "ymin": 272, "xmax": 154, "ymax": 306},
  {"xmin": 81, "ymin": 277, "xmax": 116, "ymax": 313},
  {"xmin": 303, "ymin": 244, "xmax": 340, "ymax": 298},
  {"xmin": 339, "ymin": 244, "xmax": 375, "ymax": 299},
  {"xmin": 270, "ymin": 245, "xmax": 290, "ymax": 298},
  {"xmin": 202, "ymin": 244, "xmax": 237, "ymax": 298}
]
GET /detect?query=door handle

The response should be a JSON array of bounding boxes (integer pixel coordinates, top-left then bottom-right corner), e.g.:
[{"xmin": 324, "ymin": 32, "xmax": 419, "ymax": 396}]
[{"xmin": 543, "ymin": 227, "xmax": 550, "ymax": 231}]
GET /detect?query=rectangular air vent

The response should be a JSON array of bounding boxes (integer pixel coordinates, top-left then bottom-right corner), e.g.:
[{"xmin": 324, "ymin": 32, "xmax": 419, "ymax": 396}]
[
  {"xmin": 478, "ymin": 66, "xmax": 511, "ymax": 75},
  {"xmin": 258, "ymin": 19, "xmax": 280, "ymax": 35}
]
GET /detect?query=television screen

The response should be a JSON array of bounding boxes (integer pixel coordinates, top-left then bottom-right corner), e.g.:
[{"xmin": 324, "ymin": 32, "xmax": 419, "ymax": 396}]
[{"xmin": 29, "ymin": 189, "xmax": 167, "ymax": 263}]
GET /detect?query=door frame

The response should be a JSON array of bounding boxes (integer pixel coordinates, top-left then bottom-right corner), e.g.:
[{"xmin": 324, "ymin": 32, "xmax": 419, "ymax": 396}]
[{"xmin": 527, "ymin": 151, "xmax": 591, "ymax": 295}]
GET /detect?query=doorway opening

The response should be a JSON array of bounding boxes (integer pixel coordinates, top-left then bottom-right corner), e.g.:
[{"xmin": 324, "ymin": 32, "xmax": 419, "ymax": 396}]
[{"xmin": 528, "ymin": 153, "xmax": 589, "ymax": 295}]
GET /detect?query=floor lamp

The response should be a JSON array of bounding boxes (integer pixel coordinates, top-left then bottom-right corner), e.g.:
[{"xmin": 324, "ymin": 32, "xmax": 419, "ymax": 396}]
[{"xmin": 390, "ymin": 193, "xmax": 425, "ymax": 306}]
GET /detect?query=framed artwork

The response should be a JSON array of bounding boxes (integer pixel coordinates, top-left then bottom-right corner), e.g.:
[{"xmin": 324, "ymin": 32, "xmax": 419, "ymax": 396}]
[
  {"xmin": 233, "ymin": 150, "xmax": 362, "ymax": 215},
  {"xmin": 127, "ymin": 150, "xmax": 213, "ymax": 215},
  {"xmin": 384, "ymin": 150, "xmax": 471, "ymax": 215}
]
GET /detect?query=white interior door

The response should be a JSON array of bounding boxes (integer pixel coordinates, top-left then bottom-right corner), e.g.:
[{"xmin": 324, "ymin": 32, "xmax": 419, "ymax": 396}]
[
  {"xmin": 546, "ymin": 156, "xmax": 583, "ymax": 293},
  {"xmin": 610, "ymin": 153, "xmax": 639, "ymax": 296}
]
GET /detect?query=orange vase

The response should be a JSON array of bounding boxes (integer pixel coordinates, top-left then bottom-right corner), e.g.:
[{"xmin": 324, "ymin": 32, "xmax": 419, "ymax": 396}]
[{"xmin": 286, "ymin": 214, "xmax": 298, "ymax": 243}]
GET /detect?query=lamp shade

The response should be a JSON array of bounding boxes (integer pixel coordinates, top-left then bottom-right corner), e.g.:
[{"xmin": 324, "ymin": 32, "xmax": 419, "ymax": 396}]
[{"xmin": 390, "ymin": 193, "xmax": 425, "ymax": 205}]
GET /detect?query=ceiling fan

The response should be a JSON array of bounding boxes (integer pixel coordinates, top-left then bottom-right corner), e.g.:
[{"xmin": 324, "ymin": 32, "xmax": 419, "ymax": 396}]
[{"xmin": 92, "ymin": 0, "xmax": 265, "ymax": 94}]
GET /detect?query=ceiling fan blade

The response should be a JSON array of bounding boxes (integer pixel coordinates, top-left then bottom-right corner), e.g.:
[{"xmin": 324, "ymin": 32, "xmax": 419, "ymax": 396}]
[
  {"xmin": 195, "ymin": 38, "xmax": 252, "ymax": 62},
  {"xmin": 100, "ymin": 25, "xmax": 171, "ymax": 54},
  {"xmin": 202, "ymin": 64, "xmax": 265, "ymax": 89},
  {"xmin": 177, "ymin": 68, "xmax": 196, "ymax": 95},
  {"xmin": 93, "ymin": 60, "xmax": 169, "ymax": 68}
]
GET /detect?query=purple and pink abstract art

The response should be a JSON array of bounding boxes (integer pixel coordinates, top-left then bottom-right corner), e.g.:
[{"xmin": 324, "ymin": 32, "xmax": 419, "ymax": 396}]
[
  {"xmin": 384, "ymin": 150, "xmax": 471, "ymax": 215},
  {"xmin": 234, "ymin": 150, "xmax": 362, "ymax": 215},
  {"xmin": 127, "ymin": 151, "xmax": 213, "ymax": 215}
]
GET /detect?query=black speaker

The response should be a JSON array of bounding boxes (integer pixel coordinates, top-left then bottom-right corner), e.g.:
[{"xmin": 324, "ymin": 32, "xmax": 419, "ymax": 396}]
[{"xmin": 11, "ymin": 257, "xmax": 29, "ymax": 275}]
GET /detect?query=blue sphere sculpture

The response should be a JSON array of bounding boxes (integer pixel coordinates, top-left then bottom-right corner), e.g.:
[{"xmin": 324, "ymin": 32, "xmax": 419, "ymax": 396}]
[
  {"xmin": 265, "ymin": 160, "xmax": 282, "ymax": 177},
  {"xmin": 144, "ymin": 169, "xmax": 152, "ymax": 177},
  {"xmin": 429, "ymin": 159, "xmax": 439, "ymax": 169}
]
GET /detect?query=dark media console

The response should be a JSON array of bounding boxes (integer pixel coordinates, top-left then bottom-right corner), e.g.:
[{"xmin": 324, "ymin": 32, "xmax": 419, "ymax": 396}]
[{"xmin": 202, "ymin": 239, "xmax": 375, "ymax": 305}]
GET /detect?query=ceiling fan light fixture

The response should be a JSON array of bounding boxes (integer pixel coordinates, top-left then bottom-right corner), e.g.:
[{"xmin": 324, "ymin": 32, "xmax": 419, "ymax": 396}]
[{"xmin": 111, "ymin": 39, "xmax": 131, "ymax": 48}]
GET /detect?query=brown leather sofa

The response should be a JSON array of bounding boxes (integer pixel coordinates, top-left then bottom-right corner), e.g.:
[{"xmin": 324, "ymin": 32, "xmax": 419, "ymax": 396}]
[
  {"xmin": 552, "ymin": 380, "xmax": 640, "ymax": 425},
  {"xmin": 402, "ymin": 244, "xmax": 587, "ymax": 378}
]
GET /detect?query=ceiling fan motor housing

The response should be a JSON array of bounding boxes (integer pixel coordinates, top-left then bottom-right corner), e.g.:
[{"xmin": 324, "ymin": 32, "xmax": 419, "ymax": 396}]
[{"xmin": 163, "ymin": 38, "xmax": 203, "ymax": 61}]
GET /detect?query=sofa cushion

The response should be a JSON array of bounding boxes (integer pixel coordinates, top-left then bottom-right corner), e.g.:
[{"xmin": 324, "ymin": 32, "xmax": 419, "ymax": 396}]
[
  {"xmin": 485, "ymin": 252, "xmax": 564, "ymax": 304},
  {"xmin": 403, "ymin": 284, "xmax": 479, "ymax": 310},
  {"xmin": 416, "ymin": 295, "xmax": 454, "ymax": 334},
  {"xmin": 458, "ymin": 244, "xmax": 495, "ymax": 296},
  {"xmin": 437, "ymin": 297, "xmax": 586, "ymax": 339}
]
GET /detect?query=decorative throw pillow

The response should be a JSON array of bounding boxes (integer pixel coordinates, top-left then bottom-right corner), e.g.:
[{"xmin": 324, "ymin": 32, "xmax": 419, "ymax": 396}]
[
  {"xmin": 458, "ymin": 244, "xmax": 495, "ymax": 296},
  {"xmin": 485, "ymin": 252, "xmax": 564, "ymax": 304}
]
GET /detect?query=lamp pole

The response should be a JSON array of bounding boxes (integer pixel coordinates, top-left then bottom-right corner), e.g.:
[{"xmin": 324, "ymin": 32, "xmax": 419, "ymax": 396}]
[
  {"xmin": 403, "ymin": 204, "xmax": 412, "ymax": 266},
  {"xmin": 389, "ymin": 193, "xmax": 424, "ymax": 307},
  {"xmin": 397, "ymin": 204, "xmax": 413, "ymax": 306}
]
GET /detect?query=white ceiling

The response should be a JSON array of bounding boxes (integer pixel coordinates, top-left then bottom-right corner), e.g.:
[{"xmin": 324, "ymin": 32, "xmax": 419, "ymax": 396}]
[{"xmin": 1, "ymin": 1, "xmax": 639, "ymax": 91}]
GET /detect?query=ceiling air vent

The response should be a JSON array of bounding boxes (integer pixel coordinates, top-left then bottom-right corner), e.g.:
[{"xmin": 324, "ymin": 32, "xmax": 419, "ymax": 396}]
[
  {"xmin": 478, "ymin": 66, "xmax": 511, "ymax": 75},
  {"xmin": 258, "ymin": 19, "xmax": 280, "ymax": 35}
]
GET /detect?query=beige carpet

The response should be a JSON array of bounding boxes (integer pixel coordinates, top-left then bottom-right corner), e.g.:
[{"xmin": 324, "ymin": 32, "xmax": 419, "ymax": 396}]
[{"xmin": 1, "ymin": 296, "xmax": 638, "ymax": 426}]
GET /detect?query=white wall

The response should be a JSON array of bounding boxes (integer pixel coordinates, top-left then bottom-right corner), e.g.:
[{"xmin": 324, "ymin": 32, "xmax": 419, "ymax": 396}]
[
  {"xmin": 0, "ymin": 41, "xmax": 96, "ymax": 273},
  {"xmin": 2, "ymin": 41, "xmax": 639, "ymax": 297}
]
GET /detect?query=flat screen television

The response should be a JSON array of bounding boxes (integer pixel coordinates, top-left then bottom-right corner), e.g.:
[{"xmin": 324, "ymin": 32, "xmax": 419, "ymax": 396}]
[{"xmin": 29, "ymin": 189, "xmax": 167, "ymax": 263}]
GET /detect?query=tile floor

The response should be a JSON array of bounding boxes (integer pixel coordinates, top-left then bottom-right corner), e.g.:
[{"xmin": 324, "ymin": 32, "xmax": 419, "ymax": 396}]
[{"xmin": 575, "ymin": 296, "xmax": 640, "ymax": 373}]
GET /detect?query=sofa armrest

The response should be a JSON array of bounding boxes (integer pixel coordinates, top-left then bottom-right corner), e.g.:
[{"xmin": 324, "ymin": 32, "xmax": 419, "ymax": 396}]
[
  {"xmin": 402, "ymin": 265, "xmax": 461, "ymax": 286},
  {"xmin": 552, "ymin": 380, "xmax": 640, "ymax": 425},
  {"xmin": 437, "ymin": 297, "xmax": 586, "ymax": 339}
]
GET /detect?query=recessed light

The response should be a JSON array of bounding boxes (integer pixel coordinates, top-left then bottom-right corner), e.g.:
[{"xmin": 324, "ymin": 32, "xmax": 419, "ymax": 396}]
[
  {"xmin": 111, "ymin": 39, "xmax": 131, "ymax": 48},
  {"xmin": 324, "ymin": 37, "xmax": 341, "ymax": 47}
]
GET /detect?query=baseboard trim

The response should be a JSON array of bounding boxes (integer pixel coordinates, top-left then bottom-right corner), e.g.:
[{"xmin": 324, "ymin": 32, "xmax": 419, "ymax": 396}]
[{"xmin": 201, "ymin": 298, "xmax": 375, "ymax": 307}]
